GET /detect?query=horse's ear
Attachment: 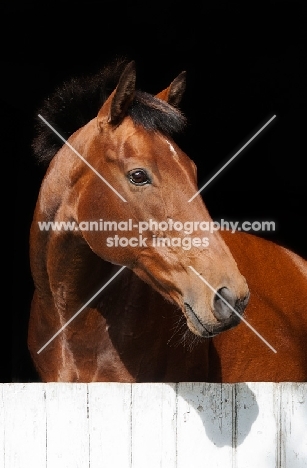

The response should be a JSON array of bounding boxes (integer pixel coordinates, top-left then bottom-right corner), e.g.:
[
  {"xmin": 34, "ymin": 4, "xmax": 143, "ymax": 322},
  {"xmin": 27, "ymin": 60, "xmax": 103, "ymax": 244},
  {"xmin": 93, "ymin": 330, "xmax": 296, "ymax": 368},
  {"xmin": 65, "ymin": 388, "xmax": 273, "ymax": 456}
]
[
  {"xmin": 98, "ymin": 61, "xmax": 136, "ymax": 127},
  {"xmin": 155, "ymin": 71, "xmax": 186, "ymax": 107}
]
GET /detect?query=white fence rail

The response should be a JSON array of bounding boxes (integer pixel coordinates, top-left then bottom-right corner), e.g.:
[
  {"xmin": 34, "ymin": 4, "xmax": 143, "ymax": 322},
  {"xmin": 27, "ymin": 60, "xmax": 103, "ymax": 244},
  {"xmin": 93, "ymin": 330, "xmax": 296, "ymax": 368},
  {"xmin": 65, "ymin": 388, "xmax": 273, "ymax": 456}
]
[{"xmin": 1, "ymin": 382, "xmax": 306, "ymax": 467}]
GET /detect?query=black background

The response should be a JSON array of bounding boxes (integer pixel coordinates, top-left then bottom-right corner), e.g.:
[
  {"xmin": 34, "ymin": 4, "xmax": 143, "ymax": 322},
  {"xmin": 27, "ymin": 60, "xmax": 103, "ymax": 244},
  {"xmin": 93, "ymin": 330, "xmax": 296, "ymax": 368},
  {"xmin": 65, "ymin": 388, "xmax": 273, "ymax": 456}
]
[{"xmin": 4, "ymin": 0, "xmax": 306, "ymax": 382}]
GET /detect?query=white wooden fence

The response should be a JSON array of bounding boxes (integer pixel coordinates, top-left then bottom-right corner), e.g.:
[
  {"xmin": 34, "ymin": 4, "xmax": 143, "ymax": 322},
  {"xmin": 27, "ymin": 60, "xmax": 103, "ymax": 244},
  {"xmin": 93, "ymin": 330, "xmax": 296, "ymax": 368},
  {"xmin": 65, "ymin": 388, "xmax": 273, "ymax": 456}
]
[{"xmin": 1, "ymin": 382, "xmax": 306, "ymax": 468}]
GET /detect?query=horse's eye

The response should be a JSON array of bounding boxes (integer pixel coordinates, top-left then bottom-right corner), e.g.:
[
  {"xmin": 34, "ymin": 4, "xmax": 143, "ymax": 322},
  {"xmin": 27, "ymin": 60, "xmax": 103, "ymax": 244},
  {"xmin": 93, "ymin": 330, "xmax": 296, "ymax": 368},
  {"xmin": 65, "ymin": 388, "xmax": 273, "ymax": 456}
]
[{"xmin": 127, "ymin": 169, "xmax": 151, "ymax": 186}]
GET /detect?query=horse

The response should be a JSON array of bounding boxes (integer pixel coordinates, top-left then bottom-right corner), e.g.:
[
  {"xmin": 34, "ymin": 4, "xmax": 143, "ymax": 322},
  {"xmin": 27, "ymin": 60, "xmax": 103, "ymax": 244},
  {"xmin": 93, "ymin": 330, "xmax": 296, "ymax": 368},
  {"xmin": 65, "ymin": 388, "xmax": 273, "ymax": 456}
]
[{"xmin": 28, "ymin": 59, "xmax": 307, "ymax": 383}]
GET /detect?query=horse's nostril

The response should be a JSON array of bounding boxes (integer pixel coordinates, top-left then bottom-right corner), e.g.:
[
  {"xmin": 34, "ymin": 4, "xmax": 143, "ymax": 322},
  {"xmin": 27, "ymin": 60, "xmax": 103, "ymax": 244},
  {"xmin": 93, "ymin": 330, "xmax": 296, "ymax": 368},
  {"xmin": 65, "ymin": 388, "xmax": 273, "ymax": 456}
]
[
  {"xmin": 242, "ymin": 291, "xmax": 250, "ymax": 307},
  {"xmin": 213, "ymin": 287, "xmax": 237, "ymax": 321}
]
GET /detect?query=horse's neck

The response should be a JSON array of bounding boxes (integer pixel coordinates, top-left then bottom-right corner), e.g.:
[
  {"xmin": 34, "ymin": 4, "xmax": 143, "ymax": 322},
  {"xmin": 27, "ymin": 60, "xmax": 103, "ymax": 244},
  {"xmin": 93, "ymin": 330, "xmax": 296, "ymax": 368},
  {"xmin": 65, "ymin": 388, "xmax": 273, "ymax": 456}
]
[
  {"xmin": 30, "ymin": 167, "xmax": 113, "ymax": 317},
  {"xmin": 31, "ymin": 215, "xmax": 112, "ymax": 312}
]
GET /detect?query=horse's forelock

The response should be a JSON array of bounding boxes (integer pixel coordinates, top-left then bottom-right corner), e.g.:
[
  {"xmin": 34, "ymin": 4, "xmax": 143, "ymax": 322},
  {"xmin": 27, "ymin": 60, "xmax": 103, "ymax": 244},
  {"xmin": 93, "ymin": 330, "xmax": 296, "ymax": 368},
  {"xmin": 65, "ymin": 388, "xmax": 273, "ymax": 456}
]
[
  {"xmin": 129, "ymin": 91, "xmax": 187, "ymax": 136},
  {"xmin": 32, "ymin": 61, "xmax": 186, "ymax": 165}
]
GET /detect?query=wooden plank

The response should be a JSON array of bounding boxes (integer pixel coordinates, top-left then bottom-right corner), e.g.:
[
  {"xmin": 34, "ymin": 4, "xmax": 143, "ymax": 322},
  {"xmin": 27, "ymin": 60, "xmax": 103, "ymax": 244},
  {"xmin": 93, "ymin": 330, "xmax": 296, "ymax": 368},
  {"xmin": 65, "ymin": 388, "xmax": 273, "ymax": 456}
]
[
  {"xmin": 45, "ymin": 383, "xmax": 89, "ymax": 468},
  {"xmin": 280, "ymin": 382, "xmax": 307, "ymax": 467},
  {"xmin": 3, "ymin": 383, "xmax": 46, "ymax": 468},
  {"xmin": 88, "ymin": 382, "xmax": 132, "ymax": 468},
  {"xmin": 176, "ymin": 382, "xmax": 234, "ymax": 467},
  {"xmin": 131, "ymin": 383, "xmax": 177, "ymax": 468},
  {"xmin": 234, "ymin": 382, "xmax": 278, "ymax": 467},
  {"xmin": 2, "ymin": 382, "xmax": 307, "ymax": 468}
]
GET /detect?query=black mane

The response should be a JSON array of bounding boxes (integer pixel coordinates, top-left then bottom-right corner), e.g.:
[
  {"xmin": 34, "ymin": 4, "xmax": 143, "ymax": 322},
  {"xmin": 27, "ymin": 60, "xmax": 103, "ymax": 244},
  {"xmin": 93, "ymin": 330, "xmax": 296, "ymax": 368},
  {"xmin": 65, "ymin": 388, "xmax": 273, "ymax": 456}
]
[{"xmin": 32, "ymin": 59, "xmax": 187, "ymax": 165}]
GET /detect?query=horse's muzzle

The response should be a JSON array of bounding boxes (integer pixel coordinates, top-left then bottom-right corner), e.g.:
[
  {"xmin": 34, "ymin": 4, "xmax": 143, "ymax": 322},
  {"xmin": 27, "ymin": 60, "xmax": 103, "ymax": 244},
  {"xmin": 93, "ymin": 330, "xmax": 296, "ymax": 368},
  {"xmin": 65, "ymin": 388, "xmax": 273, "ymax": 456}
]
[
  {"xmin": 184, "ymin": 289, "xmax": 249, "ymax": 337},
  {"xmin": 213, "ymin": 287, "xmax": 250, "ymax": 321}
]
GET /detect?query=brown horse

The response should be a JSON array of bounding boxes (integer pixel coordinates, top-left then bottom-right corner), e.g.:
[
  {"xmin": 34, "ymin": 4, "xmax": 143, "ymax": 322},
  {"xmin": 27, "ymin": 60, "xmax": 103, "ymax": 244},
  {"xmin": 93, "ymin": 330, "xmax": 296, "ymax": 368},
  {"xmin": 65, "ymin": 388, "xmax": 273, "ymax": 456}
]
[{"xmin": 28, "ymin": 60, "xmax": 307, "ymax": 383}]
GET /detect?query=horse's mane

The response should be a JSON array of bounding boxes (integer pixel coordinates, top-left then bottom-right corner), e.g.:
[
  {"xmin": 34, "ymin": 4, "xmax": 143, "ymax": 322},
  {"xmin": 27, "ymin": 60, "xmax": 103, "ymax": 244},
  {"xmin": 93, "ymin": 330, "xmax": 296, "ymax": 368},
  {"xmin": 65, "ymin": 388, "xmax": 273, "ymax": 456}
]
[{"xmin": 32, "ymin": 59, "xmax": 187, "ymax": 165}]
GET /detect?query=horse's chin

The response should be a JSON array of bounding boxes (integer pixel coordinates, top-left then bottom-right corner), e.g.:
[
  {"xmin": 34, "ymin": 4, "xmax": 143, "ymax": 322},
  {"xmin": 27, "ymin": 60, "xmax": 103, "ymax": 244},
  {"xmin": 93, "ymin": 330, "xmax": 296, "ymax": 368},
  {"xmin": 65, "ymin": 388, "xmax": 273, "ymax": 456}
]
[
  {"xmin": 190, "ymin": 326, "xmax": 218, "ymax": 338},
  {"xmin": 184, "ymin": 302, "xmax": 241, "ymax": 338},
  {"xmin": 183, "ymin": 303, "xmax": 215, "ymax": 337}
]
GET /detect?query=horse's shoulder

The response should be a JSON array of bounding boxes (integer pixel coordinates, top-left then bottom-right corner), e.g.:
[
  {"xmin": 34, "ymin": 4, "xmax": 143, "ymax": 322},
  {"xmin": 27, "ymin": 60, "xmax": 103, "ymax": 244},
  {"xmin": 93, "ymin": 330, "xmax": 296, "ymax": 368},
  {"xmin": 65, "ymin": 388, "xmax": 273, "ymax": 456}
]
[
  {"xmin": 279, "ymin": 245, "xmax": 307, "ymax": 277},
  {"xmin": 220, "ymin": 230, "xmax": 307, "ymax": 294},
  {"xmin": 221, "ymin": 229, "xmax": 306, "ymax": 264}
]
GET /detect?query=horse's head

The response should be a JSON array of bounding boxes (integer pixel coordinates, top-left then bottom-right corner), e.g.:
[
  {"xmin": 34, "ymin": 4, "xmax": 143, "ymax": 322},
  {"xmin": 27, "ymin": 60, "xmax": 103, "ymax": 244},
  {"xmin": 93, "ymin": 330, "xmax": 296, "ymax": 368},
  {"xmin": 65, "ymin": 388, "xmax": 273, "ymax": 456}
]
[{"xmin": 72, "ymin": 61, "xmax": 249, "ymax": 337}]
